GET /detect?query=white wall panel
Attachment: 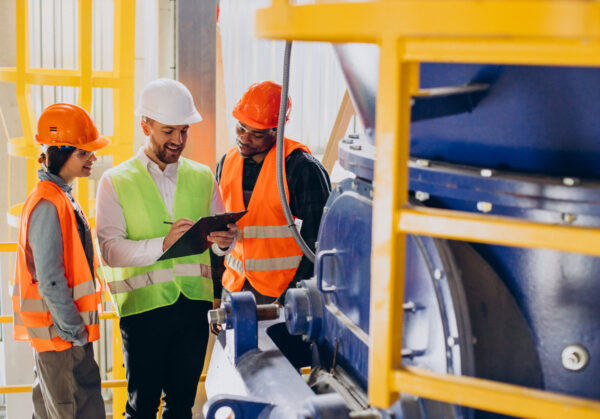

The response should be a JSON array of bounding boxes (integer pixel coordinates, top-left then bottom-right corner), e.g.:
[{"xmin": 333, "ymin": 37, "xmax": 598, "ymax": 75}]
[{"xmin": 219, "ymin": 0, "xmax": 348, "ymax": 155}]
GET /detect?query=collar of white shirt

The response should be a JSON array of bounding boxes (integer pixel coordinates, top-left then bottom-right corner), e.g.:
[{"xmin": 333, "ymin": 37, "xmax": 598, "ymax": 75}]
[{"xmin": 135, "ymin": 147, "xmax": 180, "ymax": 179}]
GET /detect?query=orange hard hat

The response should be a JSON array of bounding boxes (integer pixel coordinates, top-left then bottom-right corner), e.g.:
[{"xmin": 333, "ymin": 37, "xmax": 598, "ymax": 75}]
[
  {"xmin": 232, "ymin": 81, "xmax": 291, "ymax": 130},
  {"xmin": 35, "ymin": 103, "xmax": 110, "ymax": 151}
]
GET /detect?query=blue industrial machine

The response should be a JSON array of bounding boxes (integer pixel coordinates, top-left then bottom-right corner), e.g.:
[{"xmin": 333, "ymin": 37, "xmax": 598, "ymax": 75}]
[{"xmin": 205, "ymin": 42, "xmax": 600, "ymax": 418}]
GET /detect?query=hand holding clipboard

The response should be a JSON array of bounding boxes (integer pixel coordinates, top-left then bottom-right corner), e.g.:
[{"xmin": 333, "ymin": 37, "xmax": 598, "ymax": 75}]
[{"xmin": 158, "ymin": 210, "xmax": 247, "ymax": 261}]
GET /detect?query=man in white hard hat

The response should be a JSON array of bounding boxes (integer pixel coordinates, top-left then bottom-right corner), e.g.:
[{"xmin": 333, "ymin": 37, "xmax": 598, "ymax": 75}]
[{"xmin": 96, "ymin": 78, "xmax": 237, "ymax": 419}]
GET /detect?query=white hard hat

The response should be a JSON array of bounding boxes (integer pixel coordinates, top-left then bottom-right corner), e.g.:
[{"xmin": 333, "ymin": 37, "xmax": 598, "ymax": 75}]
[{"xmin": 135, "ymin": 78, "xmax": 203, "ymax": 125}]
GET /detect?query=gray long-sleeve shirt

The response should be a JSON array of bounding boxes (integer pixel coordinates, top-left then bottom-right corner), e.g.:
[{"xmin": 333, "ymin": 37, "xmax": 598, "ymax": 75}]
[{"xmin": 26, "ymin": 170, "xmax": 94, "ymax": 346}]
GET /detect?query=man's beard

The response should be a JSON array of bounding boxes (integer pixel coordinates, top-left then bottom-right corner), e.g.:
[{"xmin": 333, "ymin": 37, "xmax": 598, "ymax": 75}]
[{"xmin": 156, "ymin": 145, "xmax": 182, "ymax": 164}]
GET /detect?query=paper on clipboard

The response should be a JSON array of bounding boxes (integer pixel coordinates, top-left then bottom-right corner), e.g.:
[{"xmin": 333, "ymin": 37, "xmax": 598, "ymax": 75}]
[{"xmin": 157, "ymin": 210, "xmax": 247, "ymax": 261}]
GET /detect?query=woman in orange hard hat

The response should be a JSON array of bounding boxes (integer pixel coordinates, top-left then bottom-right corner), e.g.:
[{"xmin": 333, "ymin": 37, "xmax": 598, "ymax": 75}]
[{"xmin": 12, "ymin": 103, "xmax": 109, "ymax": 419}]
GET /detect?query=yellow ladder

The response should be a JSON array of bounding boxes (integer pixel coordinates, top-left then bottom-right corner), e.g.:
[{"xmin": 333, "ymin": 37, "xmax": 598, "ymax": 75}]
[
  {"xmin": 0, "ymin": 1, "xmax": 136, "ymax": 417},
  {"xmin": 256, "ymin": 1, "xmax": 600, "ymax": 417}
]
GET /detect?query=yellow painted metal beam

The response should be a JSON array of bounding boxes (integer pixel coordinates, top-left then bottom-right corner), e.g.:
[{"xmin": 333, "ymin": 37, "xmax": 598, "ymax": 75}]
[
  {"xmin": 0, "ymin": 377, "xmax": 206, "ymax": 394},
  {"xmin": 101, "ymin": 379, "xmax": 128, "ymax": 389},
  {"xmin": 368, "ymin": 40, "xmax": 415, "ymax": 406},
  {"xmin": 0, "ymin": 380, "xmax": 127, "ymax": 394},
  {"xmin": 0, "ymin": 385, "xmax": 32, "ymax": 394},
  {"xmin": 256, "ymin": 1, "xmax": 600, "ymax": 66},
  {"xmin": 0, "ymin": 312, "xmax": 118, "ymax": 323},
  {"xmin": 258, "ymin": 1, "xmax": 600, "ymax": 41},
  {"xmin": 0, "ymin": 68, "xmax": 17, "ymax": 82},
  {"xmin": 398, "ymin": 206, "xmax": 600, "ymax": 257},
  {"xmin": 393, "ymin": 366, "xmax": 600, "ymax": 419},
  {"xmin": 7, "ymin": 136, "xmax": 39, "ymax": 158},
  {"xmin": 0, "ymin": 68, "xmax": 134, "ymax": 88},
  {"xmin": 14, "ymin": 0, "xmax": 36, "ymax": 197},
  {"xmin": 7, "ymin": 203, "xmax": 23, "ymax": 228},
  {"xmin": 256, "ymin": 1, "xmax": 600, "ymax": 416},
  {"xmin": 111, "ymin": 0, "xmax": 137, "ymax": 165},
  {"xmin": 404, "ymin": 39, "xmax": 600, "ymax": 67},
  {"xmin": 78, "ymin": 0, "xmax": 93, "ymax": 111},
  {"xmin": 100, "ymin": 312, "xmax": 119, "ymax": 320},
  {"xmin": 0, "ymin": 243, "xmax": 17, "ymax": 252}
]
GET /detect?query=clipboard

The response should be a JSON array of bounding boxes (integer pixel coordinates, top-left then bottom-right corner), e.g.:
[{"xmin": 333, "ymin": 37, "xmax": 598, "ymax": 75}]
[{"xmin": 157, "ymin": 210, "xmax": 247, "ymax": 261}]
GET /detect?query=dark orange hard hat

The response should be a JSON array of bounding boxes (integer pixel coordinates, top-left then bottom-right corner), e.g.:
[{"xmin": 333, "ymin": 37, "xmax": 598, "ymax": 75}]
[
  {"xmin": 35, "ymin": 103, "xmax": 110, "ymax": 151},
  {"xmin": 232, "ymin": 81, "xmax": 291, "ymax": 130}
]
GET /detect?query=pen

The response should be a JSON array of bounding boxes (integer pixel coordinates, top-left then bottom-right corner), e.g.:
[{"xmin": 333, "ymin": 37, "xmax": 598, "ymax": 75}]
[{"xmin": 163, "ymin": 221, "xmax": 173, "ymax": 225}]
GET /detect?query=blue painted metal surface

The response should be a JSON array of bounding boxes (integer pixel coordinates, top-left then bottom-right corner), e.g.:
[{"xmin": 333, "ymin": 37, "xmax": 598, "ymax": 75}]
[
  {"xmin": 284, "ymin": 280, "xmax": 324, "ymax": 342},
  {"xmin": 225, "ymin": 291, "xmax": 258, "ymax": 364},
  {"xmin": 205, "ymin": 316, "xmax": 317, "ymax": 418},
  {"xmin": 206, "ymin": 61, "xmax": 600, "ymax": 417},
  {"xmin": 414, "ymin": 64, "xmax": 600, "ymax": 179},
  {"xmin": 204, "ymin": 394, "xmax": 273, "ymax": 419},
  {"xmin": 301, "ymin": 394, "xmax": 351, "ymax": 419},
  {"xmin": 337, "ymin": 140, "xmax": 599, "ymax": 401}
]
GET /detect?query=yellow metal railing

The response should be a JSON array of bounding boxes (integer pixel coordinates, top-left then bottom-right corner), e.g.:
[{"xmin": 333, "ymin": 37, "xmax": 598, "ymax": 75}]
[
  {"xmin": 0, "ymin": 0, "xmax": 136, "ymax": 214},
  {"xmin": 0, "ymin": 380, "xmax": 128, "ymax": 395},
  {"xmin": 256, "ymin": 1, "xmax": 600, "ymax": 418},
  {"xmin": 0, "ymin": 242, "xmax": 126, "ymax": 411},
  {"xmin": 0, "ymin": 1, "xmax": 136, "ymax": 417},
  {"xmin": 0, "ymin": 312, "xmax": 126, "ymax": 395}
]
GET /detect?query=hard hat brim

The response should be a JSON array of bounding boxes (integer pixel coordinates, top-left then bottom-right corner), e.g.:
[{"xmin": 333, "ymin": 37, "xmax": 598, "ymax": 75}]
[
  {"xmin": 232, "ymin": 109, "xmax": 278, "ymax": 130},
  {"xmin": 78, "ymin": 135, "xmax": 111, "ymax": 151},
  {"xmin": 35, "ymin": 135, "xmax": 111, "ymax": 151},
  {"xmin": 135, "ymin": 108, "xmax": 203, "ymax": 126}
]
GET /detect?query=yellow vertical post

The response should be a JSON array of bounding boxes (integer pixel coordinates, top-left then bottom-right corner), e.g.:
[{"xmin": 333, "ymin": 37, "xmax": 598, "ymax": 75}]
[
  {"xmin": 15, "ymin": 0, "xmax": 37, "ymax": 193},
  {"xmin": 110, "ymin": 4, "xmax": 135, "ymax": 416},
  {"xmin": 76, "ymin": 0, "xmax": 94, "ymax": 215},
  {"xmin": 112, "ymin": 0, "xmax": 136, "ymax": 166},
  {"xmin": 112, "ymin": 317, "xmax": 126, "ymax": 418},
  {"xmin": 78, "ymin": 0, "xmax": 93, "ymax": 110},
  {"xmin": 368, "ymin": 37, "xmax": 416, "ymax": 407},
  {"xmin": 4, "ymin": 2, "xmax": 136, "ymax": 416}
]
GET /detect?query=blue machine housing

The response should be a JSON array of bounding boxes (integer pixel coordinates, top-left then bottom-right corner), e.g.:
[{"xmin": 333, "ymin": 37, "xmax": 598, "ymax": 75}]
[{"xmin": 205, "ymin": 63, "xmax": 600, "ymax": 418}]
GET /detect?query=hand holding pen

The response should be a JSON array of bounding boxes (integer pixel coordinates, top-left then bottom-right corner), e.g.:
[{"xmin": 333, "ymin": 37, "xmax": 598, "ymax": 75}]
[{"xmin": 162, "ymin": 218, "xmax": 194, "ymax": 251}]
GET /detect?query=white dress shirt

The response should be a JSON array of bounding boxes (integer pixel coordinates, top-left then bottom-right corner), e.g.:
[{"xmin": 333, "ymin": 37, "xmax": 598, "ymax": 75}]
[{"xmin": 97, "ymin": 147, "xmax": 232, "ymax": 268}]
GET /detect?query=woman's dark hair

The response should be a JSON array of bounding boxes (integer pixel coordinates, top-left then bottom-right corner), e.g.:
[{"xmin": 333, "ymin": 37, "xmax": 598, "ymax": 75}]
[{"xmin": 40, "ymin": 146, "xmax": 76, "ymax": 175}]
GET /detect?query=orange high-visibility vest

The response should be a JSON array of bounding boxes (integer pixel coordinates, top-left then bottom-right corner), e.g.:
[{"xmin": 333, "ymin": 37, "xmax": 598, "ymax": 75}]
[
  {"xmin": 220, "ymin": 138, "xmax": 310, "ymax": 297},
  {"xmin": 12, "ymin": 180, "xmax": 101, "ymax": 352}
]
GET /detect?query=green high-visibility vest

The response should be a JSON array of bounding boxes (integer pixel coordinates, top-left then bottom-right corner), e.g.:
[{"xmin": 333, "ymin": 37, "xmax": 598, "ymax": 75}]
[{"xmin": 106, "ymin": 157, "xmax": 214, "ymax": 317}]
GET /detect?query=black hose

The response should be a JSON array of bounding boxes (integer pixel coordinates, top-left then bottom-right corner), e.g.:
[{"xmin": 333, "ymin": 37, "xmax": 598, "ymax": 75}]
[{"xmin": 276, "ymin": 41, "xmax": 315, "ymax": 263}]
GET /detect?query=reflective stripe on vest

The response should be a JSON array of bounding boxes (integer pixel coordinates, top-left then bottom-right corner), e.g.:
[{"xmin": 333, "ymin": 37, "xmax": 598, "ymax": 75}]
[
  {"xmin": 108, "ymin": 264, "xmax": 211, "ymax": 294},
  {"xmin": 27, "ymin": 324, "xmax": 60, "ymax": 340},
  {"xmin": 226, "ymin": 254, "xmax": 302, "ymax": 272},
  {"xmin": 243, "ymin": 225, "xmax": 294, "ymax": 239},
  {"xmin": 246, "ymin": 255, "xmax": 303, "ymax": 271},
  {"xmin": 14, "ymin": 279, "xmax": 96, "ymax": 312},
  {"xmin": 26, "ymin": 310, "xmax": 99, "ymax": 341},
  {"xmin": 225, "ymin": 254, "xmax": 243, "ymax": 273},
  {"xmin": 19, "ymin": 298, "xmax": 48, "ymax": 313},
  {"xmin": 73, "ymin": 279, "xmax": 97, "ymax": 300}
]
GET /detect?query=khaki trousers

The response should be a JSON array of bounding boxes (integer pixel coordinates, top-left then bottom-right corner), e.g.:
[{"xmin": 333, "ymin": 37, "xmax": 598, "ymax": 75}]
[{"xmin": 32, "ymin": 342, "xmax": 105, "ymax": 419}]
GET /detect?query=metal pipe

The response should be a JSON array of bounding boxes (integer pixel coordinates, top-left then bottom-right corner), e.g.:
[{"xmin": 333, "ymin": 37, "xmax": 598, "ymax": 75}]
[
  {"xmin": 208, "ymin": 304, "xmax": 280, "ymax": 325},
  {"xmin": 276, "ymin": 41, "xmax": 315, "ymax": 263}
]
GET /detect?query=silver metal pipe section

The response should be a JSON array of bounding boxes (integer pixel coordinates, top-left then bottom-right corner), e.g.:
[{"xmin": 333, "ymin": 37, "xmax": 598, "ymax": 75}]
[{"xmin": 276, "ymin": 41, "xmax": 315, "ymax": 263}]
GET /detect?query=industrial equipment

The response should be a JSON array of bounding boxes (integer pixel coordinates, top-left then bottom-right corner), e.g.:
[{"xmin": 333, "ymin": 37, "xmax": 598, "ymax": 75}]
[{"xmin": 204, "ymin": 2, "xmax": 600, "ymax": 418}]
